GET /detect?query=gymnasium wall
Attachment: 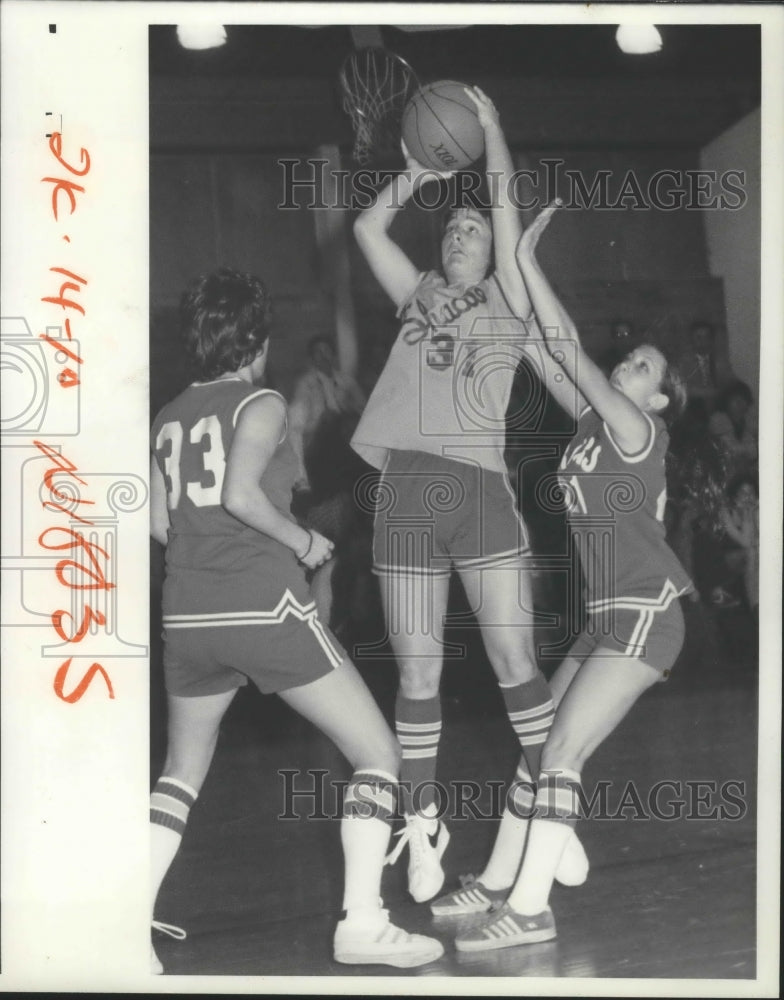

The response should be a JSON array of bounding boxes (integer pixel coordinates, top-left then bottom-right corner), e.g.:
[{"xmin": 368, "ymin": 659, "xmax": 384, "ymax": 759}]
[
  {"xmin": 150, "ymin": 144, "xmax": 728, "ymax": 412},
  {"xmin": 700, "ymin": 108, "xmax": 761, "ymax": 398}
]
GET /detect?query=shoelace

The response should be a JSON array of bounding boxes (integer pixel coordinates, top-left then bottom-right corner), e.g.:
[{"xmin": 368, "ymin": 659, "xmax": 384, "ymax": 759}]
[
  {"xmin": 384, "ymin": 817, "xmax": 437, "ymax": 866},
  {"xmin": 152, "ymin": 920, "xmax": 187, "ymax": 940},
  {"xmin": 384, "ymin": 825, "xmax": 414, "ymax": 866}
]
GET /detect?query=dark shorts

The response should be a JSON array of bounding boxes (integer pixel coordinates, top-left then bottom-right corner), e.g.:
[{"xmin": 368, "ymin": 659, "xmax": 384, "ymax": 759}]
[
  {"xmin": 163, "ymin": 582, "xmax": 346, "ymax": 697},
  {"xmin": 372, "ymin": 449, "xmax": 529, "ymax": 578},
  {"xmin": 567, "ymin": 594, "xmax": 686, "ymax": 678}
]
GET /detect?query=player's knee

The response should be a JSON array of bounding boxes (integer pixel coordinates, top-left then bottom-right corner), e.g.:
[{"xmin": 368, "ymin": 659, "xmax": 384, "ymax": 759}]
[
  {"xmin": 398, "ymin": 662, "xmax": 441, "ymax": 699},
  {"xmin": 485, "ymin": 637, "xmax": 538, "ymax": 685}
]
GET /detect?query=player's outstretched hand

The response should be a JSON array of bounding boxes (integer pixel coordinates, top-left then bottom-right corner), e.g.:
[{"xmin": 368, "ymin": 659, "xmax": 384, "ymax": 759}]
[
  {"xmin": 517, "ymin": 200, "xmax": 562, "ymax": 264},
  {"xmin": 298, "ymin": 529, "xmax": 334, "ymax": 570},
  {"xmin": 400, "ymin": 139, "xmax": 455, "ymax": 184},
  {"xmin": 464, "ymin": 86, "xmax": 500, "ymax": 131}
]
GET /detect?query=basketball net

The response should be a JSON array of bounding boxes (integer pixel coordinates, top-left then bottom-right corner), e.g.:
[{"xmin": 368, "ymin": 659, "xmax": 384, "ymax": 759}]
[{"xmin": 339, "ymin": 47, "xmax": 419, "ymax": 165}]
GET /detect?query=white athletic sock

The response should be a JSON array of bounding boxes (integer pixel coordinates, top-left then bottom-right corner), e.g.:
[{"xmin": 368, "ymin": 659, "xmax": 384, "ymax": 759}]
[
  {"xmin": 150, "ymin": 776, "xmax": 198, "ymax": 920},
  {"xmin": 341, "ymin": 769, "xmax": 397, "ymax": 914},
  {"xmin": 507, "ymin": 767, "xmax": 582, "ymax": 916},
  {"xmin": 151, "ymin": 825, "xmax": 183, "ymax": 919},
  {"xmin": 480, "ymin": 810, "xmax": 529, "ymax": 890},
  {"xmin": 507, "ymin": 819, "xmax": 573, "ymax": 915},
  {"xmin": 480, "ymin": 758, "xmax": 535, "ymax": 890}
]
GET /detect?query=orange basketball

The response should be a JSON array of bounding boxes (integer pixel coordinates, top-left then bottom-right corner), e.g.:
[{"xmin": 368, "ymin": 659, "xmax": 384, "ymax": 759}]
[{"xmin": 402, "ymin": 81, "xmax": 485, "ymax": 171}]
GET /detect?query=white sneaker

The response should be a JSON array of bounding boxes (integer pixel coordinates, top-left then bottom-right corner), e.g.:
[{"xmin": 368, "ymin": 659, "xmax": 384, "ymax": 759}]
[
  {"xmin": 386, "ymin": 812, "xmax": 450, "ymax": 903},
  {"xmin": 554, "ymin": 831, "xmax": 589, "ymax": 887},
  {"xmin": 334, "ymin": 907, "xmax": 444, "ymax": 967}
]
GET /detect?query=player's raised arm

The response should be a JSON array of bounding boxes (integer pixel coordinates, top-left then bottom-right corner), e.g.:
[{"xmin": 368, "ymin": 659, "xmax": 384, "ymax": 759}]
[
  {"xmin": 222, "ymin": 393, "xmax": 332, "ymax": 569},
  {"xmin": 519, "ymin": 321, "xmax": 586, "ymax": 420},
  {"xmin": 464, "ymin": 86, "xmax": 532, "ymax": 321},
  {"xmin": 354, "ymin": 143, "xmax": 452, "ymax": 310},
  {"xmin": 517, "ymin": 202, "xmax": 651, "ymax": 454}
]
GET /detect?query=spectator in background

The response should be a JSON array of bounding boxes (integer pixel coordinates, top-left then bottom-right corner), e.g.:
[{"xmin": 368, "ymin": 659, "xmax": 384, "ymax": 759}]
[
  {"xmin": 288, "ymin": 335, "xmax": 368, "ymax": 628},
  {"xmin": 678, "ymin": 321, "xmax": 735, "ymax": 419},
  {"xmin": 719, "ymin": 475, "xmax": 759, "ymax": 613},
  {"xmin": 708, "ymin": 379, "xmax": 757, "ymax": 479},
  {"xmin": 289, "ymin": 335, "xmax": 366, "ymax": 487}
]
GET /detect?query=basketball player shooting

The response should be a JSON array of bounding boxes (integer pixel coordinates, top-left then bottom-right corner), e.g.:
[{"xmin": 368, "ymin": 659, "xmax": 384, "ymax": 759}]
[{"xmin": 350, "ymin": 86, "xmax": 588, "ymax": 908}]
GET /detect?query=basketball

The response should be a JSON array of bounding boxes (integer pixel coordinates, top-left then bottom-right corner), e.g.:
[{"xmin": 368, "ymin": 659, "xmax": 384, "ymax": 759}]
[{"xmin": 401, "ymin": 81, "xmax": 485, "ymax": 172}]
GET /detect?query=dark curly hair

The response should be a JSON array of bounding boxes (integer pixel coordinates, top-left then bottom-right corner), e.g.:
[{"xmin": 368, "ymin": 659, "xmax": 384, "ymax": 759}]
[
  {"xmin": 180, "ymin": 268, "xmax": 271, "ymax": 379},
  {"xmin": 658, "ymin": 358, "xmax": 688, "ymax": 427}
]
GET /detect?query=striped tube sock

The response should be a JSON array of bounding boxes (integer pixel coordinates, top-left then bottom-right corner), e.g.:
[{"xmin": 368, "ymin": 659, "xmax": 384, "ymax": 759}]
[
  {"xmin": 480, "ymin": 760, "xmax": 536, "ymax": 890},
  {"xmin": 341, "ymin": 769, "xmax": 399, "ymax": 915},
  {"xmin": 507, "ymin": 768, "xmax": 582, "ymax": 916},
  {"xmin": 499, "ymin": 673, "xmax": 555, "ymax": 781},
  {"xmin": 344, "ymin": 769, "xmax": 398, "ymax": 825},
  {"xmin": 395, "ymin": 693, "xmax": 441, "ymax": 816},
  {"xmin": 534, "ymin": 768, "xmax": 582, "ymax": 826},
  {"xmin": 150, "ymin": 776, "xmax": 198, "ymax": 919}
]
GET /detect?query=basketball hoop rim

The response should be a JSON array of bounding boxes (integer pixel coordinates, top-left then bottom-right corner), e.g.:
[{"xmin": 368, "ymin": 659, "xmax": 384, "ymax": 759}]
[
  {"xmin": 338, "ymin": 46, "xmax": 421, "ymax": 96},
  {"xmin": 338, "ymin": 46, "xmax": 421, "ymax": 165}
]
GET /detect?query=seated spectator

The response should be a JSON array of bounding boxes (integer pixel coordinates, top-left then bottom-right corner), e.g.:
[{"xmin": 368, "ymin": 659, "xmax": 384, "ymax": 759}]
[
  {"xmin": 666, "ymin": 414, "xmax": 728, "ymax": 603},
  {"xmin": 692, "ymin": 469, "xmax": 760, "ymax": 612},
  {"xmin": 718, "ymin": 475, "xmax": 759, "ymax": 613},
  {"xmin": 708, "ymin": 379, "xmax": 758, "ymax": 479}
]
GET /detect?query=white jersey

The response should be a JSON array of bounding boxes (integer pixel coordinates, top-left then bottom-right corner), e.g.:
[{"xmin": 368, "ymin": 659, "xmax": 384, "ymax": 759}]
[{"xmin": 351, "ymin": 271, "xmax": 526, "ymax": 473}]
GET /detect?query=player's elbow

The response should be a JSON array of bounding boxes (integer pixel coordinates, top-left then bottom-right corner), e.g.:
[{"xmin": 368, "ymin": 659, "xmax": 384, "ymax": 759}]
[
  {"xmin": 354, "ymin": 211, "xmax": 383, "ymax": 248},
  {"xmin": 222, "ymin": 481, "xmax": 252, "ymax": 520},
  {"xmin": 150, "ymin": 524, "xmax": 168, "ymax": 548},
  {"xmin": 353, "ymin": 212, "xmax": 372, "ymax": 245}
]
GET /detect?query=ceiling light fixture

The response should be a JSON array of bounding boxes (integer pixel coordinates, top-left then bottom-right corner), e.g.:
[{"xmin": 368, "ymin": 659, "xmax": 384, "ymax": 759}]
[
  {"xmin": 176, "ymin": 24, "xmax": 227, "ymax": 51},
  {"xmin": 615, "ymin": 24, "xmax": 663, "ymax": 55}
]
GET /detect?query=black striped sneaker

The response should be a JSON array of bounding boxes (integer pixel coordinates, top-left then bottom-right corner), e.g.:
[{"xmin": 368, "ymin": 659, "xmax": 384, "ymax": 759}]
[
  {"xmin": 454, "ymin": 902, "xmax": 556, "ymax": 952},
  {"xmin": 430, "ymin": 874, "xmax": 508, "ymax": 916}
]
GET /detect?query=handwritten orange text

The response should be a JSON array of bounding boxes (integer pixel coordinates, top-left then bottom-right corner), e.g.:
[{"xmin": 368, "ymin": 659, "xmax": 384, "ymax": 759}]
[
  {"xmin": 34, "ymin": 440, "xmax": 115, "ymax": 702},
  {"xmin": 40, "ymin": 132, "xmax": 91, "ymax": 387}
]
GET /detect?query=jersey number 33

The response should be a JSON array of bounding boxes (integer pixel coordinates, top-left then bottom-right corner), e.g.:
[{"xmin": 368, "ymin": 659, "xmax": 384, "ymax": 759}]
[{"xmin": 156, "ymin": 415, "xmax": 226, "ymax": 510}]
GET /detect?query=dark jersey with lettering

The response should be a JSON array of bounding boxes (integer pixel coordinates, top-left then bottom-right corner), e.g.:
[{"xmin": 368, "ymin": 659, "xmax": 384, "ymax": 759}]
[
  {"xmin": 558, "ymin": 407, "xmax": 692, "ymax": 609},
  {"xmin": 352, "ymin": 270, "xmax": 526, "ymax": 473}
]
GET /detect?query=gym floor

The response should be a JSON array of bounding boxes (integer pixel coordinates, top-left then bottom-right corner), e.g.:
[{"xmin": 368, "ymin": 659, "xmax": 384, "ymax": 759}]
[{"xmin": 150, "ymin": 597, "xmax": 760, "ymax": 983}]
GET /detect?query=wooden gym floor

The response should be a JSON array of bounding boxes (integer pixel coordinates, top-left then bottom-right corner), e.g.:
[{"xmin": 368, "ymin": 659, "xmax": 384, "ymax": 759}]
[{"xmin": 150, "ymin": 597, "xmax": 759, "ymax": 982}]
